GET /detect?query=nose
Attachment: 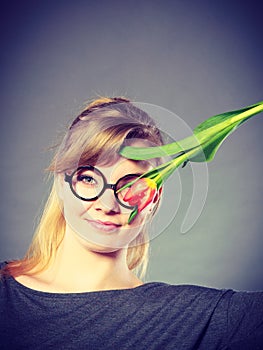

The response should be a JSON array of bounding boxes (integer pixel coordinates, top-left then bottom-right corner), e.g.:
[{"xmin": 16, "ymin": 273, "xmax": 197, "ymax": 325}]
[{"xmin": 94, "ymin": 186, "xmax": 120, "ymax": 214}]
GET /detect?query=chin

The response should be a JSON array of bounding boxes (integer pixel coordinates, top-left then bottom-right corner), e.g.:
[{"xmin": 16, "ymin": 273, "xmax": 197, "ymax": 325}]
[
  {"xmin": 70, "ymin": 224, "xmax": 129, "ymax": 250},
  {"xmin": 72, "ymin": 229, "xmax": 123, "ymax": 253}
]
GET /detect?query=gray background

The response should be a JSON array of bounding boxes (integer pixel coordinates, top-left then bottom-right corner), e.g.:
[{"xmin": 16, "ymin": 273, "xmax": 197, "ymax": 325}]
[{"xmin": 1, "ymin": 0, "xmax": 262, "ymax": 290}]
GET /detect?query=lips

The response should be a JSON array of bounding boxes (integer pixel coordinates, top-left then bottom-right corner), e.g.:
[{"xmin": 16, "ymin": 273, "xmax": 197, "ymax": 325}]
[{"xmin": 86, "ymin": 219, "xmax": 121, "ymax": 233}]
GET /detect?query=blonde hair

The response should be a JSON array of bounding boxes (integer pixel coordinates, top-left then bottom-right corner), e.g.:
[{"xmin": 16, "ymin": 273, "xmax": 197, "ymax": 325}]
[{"xmin": 4, "ymin": 97, "xmax": 163, "ymax": 279}]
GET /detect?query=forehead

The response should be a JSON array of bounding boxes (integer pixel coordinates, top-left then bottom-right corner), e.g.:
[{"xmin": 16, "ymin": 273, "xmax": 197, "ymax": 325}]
[{"xmin": 96, "ymin": 158, "xmax": 153, "ymax": 181}]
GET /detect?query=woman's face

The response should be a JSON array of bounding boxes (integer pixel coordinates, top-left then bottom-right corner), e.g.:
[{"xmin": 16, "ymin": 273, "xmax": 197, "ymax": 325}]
[{"xmin": 58, "ymin": 157, "xmax": 157, "ymax": 252}]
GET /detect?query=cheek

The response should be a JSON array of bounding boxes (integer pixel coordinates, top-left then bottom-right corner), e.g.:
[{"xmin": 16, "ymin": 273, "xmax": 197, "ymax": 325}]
[
  {"xmin": 130, "ymin": 204, "xmax": 152, "ymax": 227},
  {"xmin": 122, "ymin": 210, "xmax": 148, "ymax": 237},
  {"xmin": 62, "ymin": 186, "xmax": 93, "ymax": 220}
]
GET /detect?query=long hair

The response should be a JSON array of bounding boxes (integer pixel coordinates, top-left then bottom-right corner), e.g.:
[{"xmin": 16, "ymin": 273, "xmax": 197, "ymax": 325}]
[{"xmin": 4, "ymin": 97, "xmax": 164, "ymax": 279}]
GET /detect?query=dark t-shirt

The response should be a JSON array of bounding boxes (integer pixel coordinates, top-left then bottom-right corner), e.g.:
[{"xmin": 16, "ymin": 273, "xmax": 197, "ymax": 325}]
[{"xmin": 0, "ymin": 262, "xmax": 263, "ymax": 350}]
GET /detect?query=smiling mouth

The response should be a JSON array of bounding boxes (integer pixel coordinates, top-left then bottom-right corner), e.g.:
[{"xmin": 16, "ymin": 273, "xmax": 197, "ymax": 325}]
[{"xmin": 86, "ymin": 220, "xmax": 122, "ymax": 233}]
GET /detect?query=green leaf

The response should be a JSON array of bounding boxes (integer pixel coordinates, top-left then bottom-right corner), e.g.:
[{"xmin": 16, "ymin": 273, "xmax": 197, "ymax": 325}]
[
  {"xmin": 120, "ymin": 101, "xmax": 263, "ymax": 162},
  {"xmin": 128, "ymin": 207, "xmax": 138, "ymax": 224},
  {"xmin": 191, "ymin": 101, "xmax": 263, "ymax": 162},
  {"xmin": 119, "ymin": 138, "xmax": 192, "ymax": 160}
]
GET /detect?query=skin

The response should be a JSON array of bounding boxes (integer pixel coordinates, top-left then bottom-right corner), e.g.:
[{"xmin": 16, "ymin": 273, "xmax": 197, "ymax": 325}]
[{"xmin": 15, "ymin": 158, "xmax": 159, "ymax": 293}]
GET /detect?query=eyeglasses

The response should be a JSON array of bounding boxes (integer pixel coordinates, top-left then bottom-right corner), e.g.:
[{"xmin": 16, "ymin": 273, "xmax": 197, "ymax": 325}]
[{"xmin": 64, "ymin": 166, "xmax": 141, "ymax": 210}]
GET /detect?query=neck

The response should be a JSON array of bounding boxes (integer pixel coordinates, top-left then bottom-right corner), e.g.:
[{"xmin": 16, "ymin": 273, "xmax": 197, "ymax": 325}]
[{"xmin": 36, "ymin": 227, "xmax": 142, "ymax": 293}]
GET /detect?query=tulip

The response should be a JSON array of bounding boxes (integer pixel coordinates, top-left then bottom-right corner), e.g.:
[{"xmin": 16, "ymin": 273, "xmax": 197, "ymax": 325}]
[
  {"xmin": 123, "ymin": 177, "xmax": 157, "ymax": 213},
  {"xmin": 119, "ymin": 101, "xmax": 263, "ymax": 224}
]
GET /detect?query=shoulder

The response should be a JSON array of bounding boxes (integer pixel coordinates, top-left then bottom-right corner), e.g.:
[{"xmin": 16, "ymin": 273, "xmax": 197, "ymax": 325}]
[
  {"xmin": 140, "ymin": 282, "xmax": 263, "ymax": 309},
  {"xmin": 134, "ymin": 282, "xmax": 262, "ymax": 323},
  {"xmin": 0, "ymin": 261, "xmax": 11, "ymax": 280},
  {"xmin": 0, "ymin": 261, "xmax": 8, "ymax": 278},
  {"xmin": 138, "ymin": 282, "xmax": 263, "ymax": 348},
  {"xmin": 132, "ymin": 281, "xmax": 233, "ymax": 312},
  {"xmin": 137, "ymin": 281, "xmax": 231, "ymax": 300},
  {"xmin": 0, "ymin": 261, "xmax": 8, "ymax": 269},
  {"xmin": 0, "ymin": 261, "xmax": 11, "ymax": 300}
]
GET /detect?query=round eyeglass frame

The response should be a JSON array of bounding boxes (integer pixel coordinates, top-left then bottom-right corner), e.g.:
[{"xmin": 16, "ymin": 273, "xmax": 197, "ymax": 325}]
[{"xmin": 64, "ymin": 165, "xmax": 140, "ymax": 210}]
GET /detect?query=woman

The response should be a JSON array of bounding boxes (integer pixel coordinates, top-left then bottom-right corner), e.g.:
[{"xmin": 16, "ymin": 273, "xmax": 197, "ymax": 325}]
[{"xmin": 0, "ymin": 97, "xmax": 262, "ymax": 349}]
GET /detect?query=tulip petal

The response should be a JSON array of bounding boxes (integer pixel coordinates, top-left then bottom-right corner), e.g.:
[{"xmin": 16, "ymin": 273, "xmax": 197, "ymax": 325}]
[{"xmin": 122, "ymin": 178, "xmax": 158, "ymax": 223}]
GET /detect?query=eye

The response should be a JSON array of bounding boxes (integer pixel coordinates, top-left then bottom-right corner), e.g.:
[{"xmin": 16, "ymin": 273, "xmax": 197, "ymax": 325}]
[
  {"xmin": 116, "ymin": 175, "xmax": 141, "ymax": 196},
  {"xmin": 77, "ymin": 174, "xmax": 97, "ymax": 186}
]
